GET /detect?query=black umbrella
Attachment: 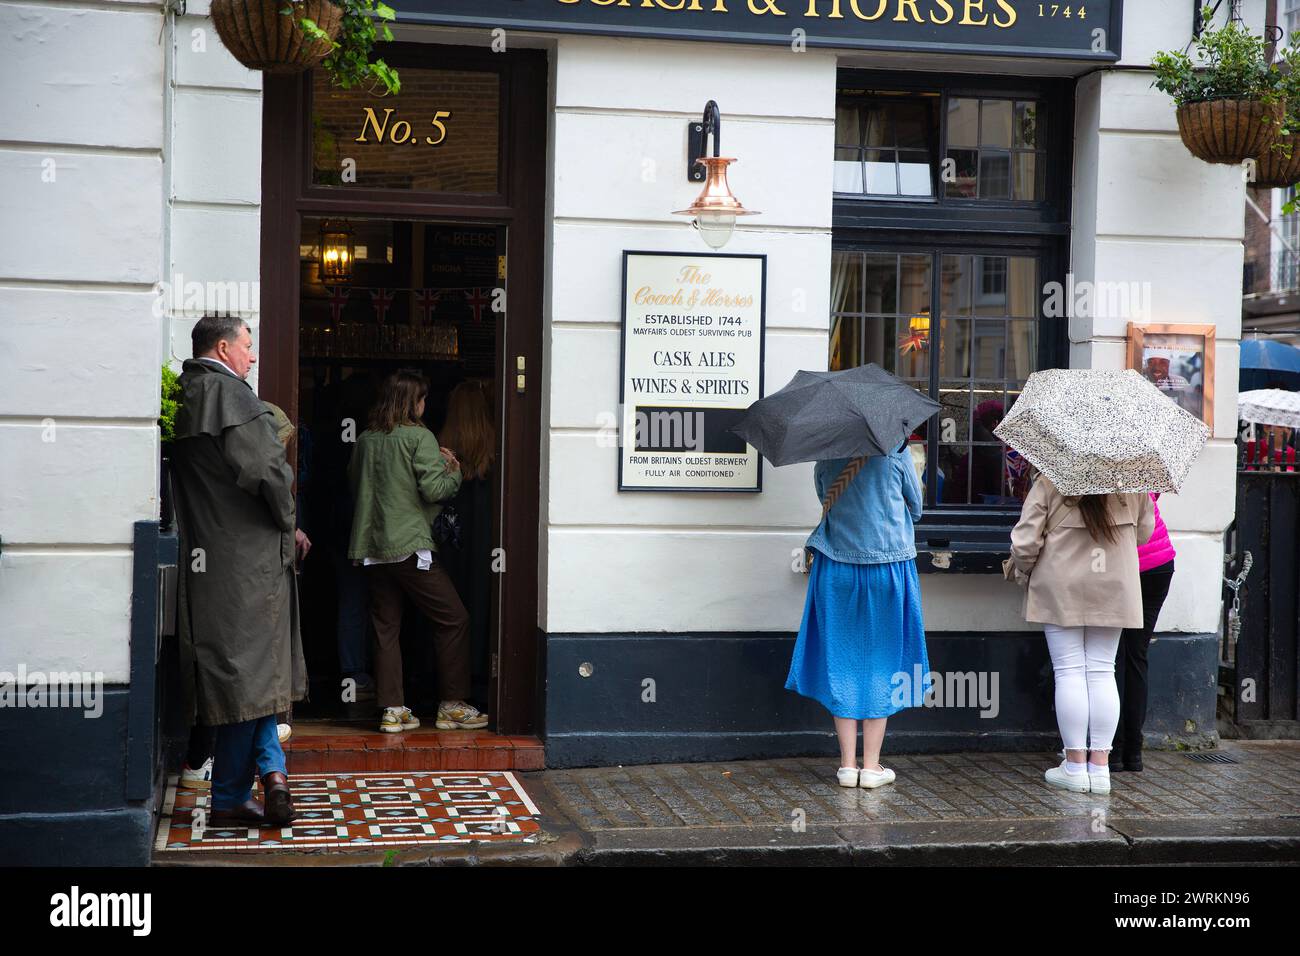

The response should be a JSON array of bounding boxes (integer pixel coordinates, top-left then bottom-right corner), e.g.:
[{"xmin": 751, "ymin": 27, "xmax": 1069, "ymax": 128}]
[{"xmin": 729, "ymin": 364, "xmax": 940, "ymax": 466}]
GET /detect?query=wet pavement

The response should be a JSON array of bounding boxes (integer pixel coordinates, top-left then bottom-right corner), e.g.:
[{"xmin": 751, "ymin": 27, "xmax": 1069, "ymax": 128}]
[{"xmin": 153, "ymin": 740, "xmax": 1300, "ymax": 866}]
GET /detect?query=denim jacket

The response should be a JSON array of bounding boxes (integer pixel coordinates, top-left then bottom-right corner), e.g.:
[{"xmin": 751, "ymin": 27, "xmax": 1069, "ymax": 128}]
[{"xmin": 804, "ymin": 447, "xmax": 923, "ymax": 564}]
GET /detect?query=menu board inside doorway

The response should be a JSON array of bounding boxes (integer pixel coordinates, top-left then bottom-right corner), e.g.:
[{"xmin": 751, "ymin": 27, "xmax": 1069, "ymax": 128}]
[{"xmin": 619, "ymin": 251, "xmax": 766, "ymax": 492}]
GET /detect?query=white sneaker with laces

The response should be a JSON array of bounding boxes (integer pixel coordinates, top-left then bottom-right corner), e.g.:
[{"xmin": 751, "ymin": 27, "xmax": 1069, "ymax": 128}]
[
  {"xmin": 436, "ymin": 701, "xmax": 489, "ymax": 730},
  {"xmin": 180, "ymin": 757, "xmax": 213, "ymax": 789},
  {"xmin": 379, "ymin": 706, "xmax": 420, "ymax": 733}
]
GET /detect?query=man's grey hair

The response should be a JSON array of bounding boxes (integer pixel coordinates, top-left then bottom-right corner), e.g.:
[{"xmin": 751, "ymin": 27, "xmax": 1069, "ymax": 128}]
[{"xmin": 192, "ymin": 315, "xmax": 250, "ymax": 357}]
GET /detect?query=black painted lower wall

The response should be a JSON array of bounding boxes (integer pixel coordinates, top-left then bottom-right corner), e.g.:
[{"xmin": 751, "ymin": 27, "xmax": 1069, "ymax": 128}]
[
  {"xmin": 0, "ymin": 686, "xmax": 157, "ymax": 865},
  {"xmin": 542, "ymin": 630, "xmax": 1220, "ymax": 769},
  {"xmin": 0, "ymin": 522, "xmax": 178, "ymax": 866}
]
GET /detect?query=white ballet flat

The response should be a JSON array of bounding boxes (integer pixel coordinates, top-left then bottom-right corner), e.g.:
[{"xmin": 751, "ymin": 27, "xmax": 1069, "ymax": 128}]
[{"xmin": 858, "ymin": 765, "xmax": 896, "ymax": 789}]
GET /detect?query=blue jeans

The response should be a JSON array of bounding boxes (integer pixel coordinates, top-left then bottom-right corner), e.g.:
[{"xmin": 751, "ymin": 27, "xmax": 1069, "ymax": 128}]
[{"xmin": 212, "ymin": 715, "xmax": 286, "ymax": 810}]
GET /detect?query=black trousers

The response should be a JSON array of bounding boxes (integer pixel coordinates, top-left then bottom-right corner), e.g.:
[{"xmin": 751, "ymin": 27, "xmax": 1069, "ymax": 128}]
[{"xmin": 1113, "ymin": 560, "xmax": 1175, "ymax": 759}]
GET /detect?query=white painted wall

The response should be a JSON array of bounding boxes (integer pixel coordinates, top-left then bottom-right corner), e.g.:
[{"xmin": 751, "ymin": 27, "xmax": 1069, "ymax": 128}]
[
  {"xmin": 166, "ymin": 0, "xmax": 264, "ymax": 386},
  {"xmin": 0, "ymin": 0, "xmax": 166, "ymax": 682},
  {"xmin": 1064, "ymin": 0, "xmax": 1259, "ymax": 634},
  {"xmin": 541, "ymin": 36, "xmax": 836, "ymax": 633}
]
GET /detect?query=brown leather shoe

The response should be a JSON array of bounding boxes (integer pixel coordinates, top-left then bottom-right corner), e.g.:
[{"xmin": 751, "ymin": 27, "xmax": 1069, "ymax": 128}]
[
  {"xmin": 262, "ymin": 771, "xmax": 295, "ymax": 827},
  {"xmin": 208, "ymin": 798, "xmax": 265, "ymax": 829}
]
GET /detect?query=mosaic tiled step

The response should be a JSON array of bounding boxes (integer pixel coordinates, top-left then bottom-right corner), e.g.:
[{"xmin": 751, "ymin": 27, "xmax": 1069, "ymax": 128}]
[
  {"xmin": 282, "ymin": 722, "xmax": 544, "ymax": 773},
  {"xmin": 155, "ymin": 772, "xmax": 542, "ymax": 852}
]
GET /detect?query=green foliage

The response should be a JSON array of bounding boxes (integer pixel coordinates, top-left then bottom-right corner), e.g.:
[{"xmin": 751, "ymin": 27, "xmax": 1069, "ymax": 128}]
[
  {"xmin": 291, "ymin": 0, "xmax": 400, "ymax": 95},
  {"xmin": 159, "ymin": 364, "xmax": 182, "ymax": 443},
  {"xmin": 1271, "ymin": 32, "xmax": 1300, "ymax": 137},
  {"xmin": 1151, "ymin": 9, "xmax": 1280, "ymax": 107}
]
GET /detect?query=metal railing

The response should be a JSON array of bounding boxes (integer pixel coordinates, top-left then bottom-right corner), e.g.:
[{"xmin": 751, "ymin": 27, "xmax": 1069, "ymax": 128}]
[{"xmin": 1245, "ymin": 250, "xmax": 1300, "ymax": 296}]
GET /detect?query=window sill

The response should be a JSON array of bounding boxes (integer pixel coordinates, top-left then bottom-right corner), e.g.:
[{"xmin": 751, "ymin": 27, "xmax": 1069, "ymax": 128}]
[{"xmin": 914, "ymin": 517, "xmax": 1012, "ymax": 574}]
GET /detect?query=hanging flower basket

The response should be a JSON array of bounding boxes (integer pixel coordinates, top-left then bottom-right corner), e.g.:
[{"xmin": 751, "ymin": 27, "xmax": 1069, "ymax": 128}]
[
  {"xmin": 1252, "ymin": 132, "xmax": 1300, "ymax": 188},
  {"xmin": 210, "ymin": 0, "xmax": 343, "ymax": 74},
  {"xmin": 1175, "ymin": 98, "xmax": 1284, "ymax": 165}
]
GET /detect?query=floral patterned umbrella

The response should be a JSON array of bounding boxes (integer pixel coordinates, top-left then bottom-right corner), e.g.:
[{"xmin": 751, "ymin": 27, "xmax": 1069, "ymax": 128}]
[
  {"xmin": 1238, "ymin": 388, "xmax": 1300, "ymax": 428},
  {"xmin": 992, "ymin": 368, "xmax": 1210, "ymax": 495}
]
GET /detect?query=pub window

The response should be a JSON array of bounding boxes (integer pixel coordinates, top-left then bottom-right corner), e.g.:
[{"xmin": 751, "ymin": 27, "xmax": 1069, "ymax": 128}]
[
  {"xmin": 834, "ymin": 88, "xmax": 1045, "ymax": 204},
  {"xmin": 831, "ymin": 73, "xmax": 1071, "ymax": 528},
  {"xmin": 834, "ymin": 92, "xmax": 940, "ymax": 198},
  {"xmin": 945, "ymin": 98, "xmax": 1045, "ymax": 201}
]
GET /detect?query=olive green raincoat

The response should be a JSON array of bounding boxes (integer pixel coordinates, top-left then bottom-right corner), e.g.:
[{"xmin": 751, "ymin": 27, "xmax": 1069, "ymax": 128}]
[{"xmin": 170, "ymin": 359, "xmax": 307, "ymax": 726}]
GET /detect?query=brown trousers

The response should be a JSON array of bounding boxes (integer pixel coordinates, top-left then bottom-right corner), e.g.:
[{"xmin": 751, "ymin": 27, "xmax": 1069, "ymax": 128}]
[{"xmin": 363, "ymin": 555, "xmax": 471, "ymax": 709}]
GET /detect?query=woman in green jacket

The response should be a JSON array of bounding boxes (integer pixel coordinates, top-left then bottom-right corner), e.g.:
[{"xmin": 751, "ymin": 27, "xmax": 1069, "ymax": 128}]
[{"xmin": 347, "ymin": 369, "xmax": 489, "ymax": 733}]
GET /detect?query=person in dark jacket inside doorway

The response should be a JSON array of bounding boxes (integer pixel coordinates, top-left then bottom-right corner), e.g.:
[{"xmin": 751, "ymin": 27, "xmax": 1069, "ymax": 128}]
[{"xmin": 171, "ymin": 315, "xmax": 308, "ymax": 828}]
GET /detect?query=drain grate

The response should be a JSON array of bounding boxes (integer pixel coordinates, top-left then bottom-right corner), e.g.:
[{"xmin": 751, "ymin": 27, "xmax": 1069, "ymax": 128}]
[{"xmin": 1185, "ymin": 752, "xmax": 1239, "ymax": 764}]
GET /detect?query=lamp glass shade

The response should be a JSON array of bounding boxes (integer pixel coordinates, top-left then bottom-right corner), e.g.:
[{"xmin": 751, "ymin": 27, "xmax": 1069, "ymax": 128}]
[
  {"xmin": 319, "ymin": 221, "xmax": 354, "ymax": 286},
  {"xmin": 695, "ymin": 210, "xmax": 737, "ymax": 249},
  {"xmin": 673, "ymin": 156, "xmax": 758, "ymax": 250}
]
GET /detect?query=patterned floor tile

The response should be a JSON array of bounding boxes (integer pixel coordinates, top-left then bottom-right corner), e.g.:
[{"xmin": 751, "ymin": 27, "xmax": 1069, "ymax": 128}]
[{"xmin": 154, "ymin": 772, "xmax": 542, "ymax": 852}]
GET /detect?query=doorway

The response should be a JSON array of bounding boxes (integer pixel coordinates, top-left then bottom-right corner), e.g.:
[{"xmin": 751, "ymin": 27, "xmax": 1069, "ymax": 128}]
[
  {"xmin": 257, "ymin": 45, "xmax": 546, "ymax": 745},
  {"xmin": 294, "ymin": 217, "xmax": 506, "ymax": 727}
]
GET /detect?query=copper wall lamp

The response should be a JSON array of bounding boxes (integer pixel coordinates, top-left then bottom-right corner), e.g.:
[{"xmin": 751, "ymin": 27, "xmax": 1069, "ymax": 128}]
[{"xmin": 673, "ymin": 100, "xmax": 759, "ymax": 250}]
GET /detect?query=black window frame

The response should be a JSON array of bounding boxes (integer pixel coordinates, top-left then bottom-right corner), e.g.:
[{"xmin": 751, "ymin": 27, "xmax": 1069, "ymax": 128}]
[{"xmin": 832, "ymin": 71, "xmax": 1074, "ymax": 560}]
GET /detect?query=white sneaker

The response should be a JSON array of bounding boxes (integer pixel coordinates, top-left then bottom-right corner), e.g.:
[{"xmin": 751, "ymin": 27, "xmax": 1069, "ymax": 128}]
[
  {"xmin": 277, "ymin": 723, "xmax": 292, "ymax": 745},
  {"xmin": 836, "ymin": 767, "xmax": 860, "ymax": 788},
  {"xmin": 1045, "ymin": 760, "xmax": 1091, "ymax": 793},
  {"xmin": 380, "ymin": 706, "xmax": 420, "ymax": 733},
  {"xmin": 180, "ymin": 757, "xmax": 213, "ymax": 789},
  {"xmin": 858, "ymin": 765, "xmax": 896, "ymax": 789},
  {"xmin": 1088, "ymin": 767, "xmax": 1112, "ymax": 795},
  {"xmin": 436, "ymin": 701, "xmax": 488, "ymax": 730}
]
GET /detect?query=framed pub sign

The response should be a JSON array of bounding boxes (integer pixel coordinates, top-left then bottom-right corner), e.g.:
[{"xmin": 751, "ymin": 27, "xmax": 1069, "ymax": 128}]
[
  {"xmin": 1126, "ymin": 322, "xmax": 1216, "ymax": 430},
  {"xmin": 618, "ymin": 251, "xmax": 767, "ymax": 492}
]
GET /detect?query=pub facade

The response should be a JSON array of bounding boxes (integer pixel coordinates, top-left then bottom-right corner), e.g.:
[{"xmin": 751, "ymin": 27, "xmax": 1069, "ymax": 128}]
[{"xmin": 0, "ymin": 0, "xmax": 1251, "ymax": 863}]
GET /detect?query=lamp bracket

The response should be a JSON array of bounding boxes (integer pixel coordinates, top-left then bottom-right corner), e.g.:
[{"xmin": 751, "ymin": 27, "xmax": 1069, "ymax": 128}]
[
  {"xmin": 687, "ymin": 122, "xmax": 707, "ymax": 182},
  {"xmin": 686, "ymin": 99, "xmax": 722, "ymax": 183},
  {"xmin": 1192, "ymin": 0, "xmax": 1241, "ymax": 41}
]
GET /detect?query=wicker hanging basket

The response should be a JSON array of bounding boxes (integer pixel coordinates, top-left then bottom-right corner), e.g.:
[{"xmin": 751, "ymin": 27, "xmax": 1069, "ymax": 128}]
[
  {"xmin": 210, "ymin": 0, "xmax": 343, "ymax": 74},
  {"xmin": 1251, "ymin": 132, "xmax": 1300, "ymax": 188},
  {"xmin": 1175, "ymin": 98, "xmax": 1284, "ymax": 165}
]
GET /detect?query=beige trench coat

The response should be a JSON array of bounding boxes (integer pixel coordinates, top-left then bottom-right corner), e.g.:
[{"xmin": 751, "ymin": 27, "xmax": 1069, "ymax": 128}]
[{"xmin": 1009, "ymin": 477, "xmax": 1155, "ymax": 629}]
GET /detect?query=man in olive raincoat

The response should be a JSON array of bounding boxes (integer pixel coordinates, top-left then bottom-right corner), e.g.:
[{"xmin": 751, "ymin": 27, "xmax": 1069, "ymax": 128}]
[{"xmin": 171, "ymin": 315, "xmax": 307, "ymax": 828}]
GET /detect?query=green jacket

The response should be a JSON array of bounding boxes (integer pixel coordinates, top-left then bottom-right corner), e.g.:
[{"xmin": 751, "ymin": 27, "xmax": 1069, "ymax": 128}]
[{"xmin": 347, "ymin": 424, "xmax": 462, "ymax": 561}]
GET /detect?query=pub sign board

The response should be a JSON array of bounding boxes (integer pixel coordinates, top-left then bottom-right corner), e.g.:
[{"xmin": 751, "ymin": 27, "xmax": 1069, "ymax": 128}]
[
  {"xmin": 619, "ymin": 251, "xmax": 766, "ymax": 492},
  {"xmin": 399, "ymin": 0, "xmax": 1122, "ymax": 61}
]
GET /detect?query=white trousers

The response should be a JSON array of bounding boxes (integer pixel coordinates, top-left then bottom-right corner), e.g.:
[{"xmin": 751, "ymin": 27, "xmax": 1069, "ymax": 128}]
[{"xmin": 1042, "ymin": 624, "xmax": 1122, "ymax": 754}]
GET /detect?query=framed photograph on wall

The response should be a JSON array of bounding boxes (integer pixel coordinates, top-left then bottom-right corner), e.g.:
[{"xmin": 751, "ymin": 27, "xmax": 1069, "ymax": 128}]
[{"xmin": 1126, "ymin": 322, "xmax": 1215, "ymax": 430}]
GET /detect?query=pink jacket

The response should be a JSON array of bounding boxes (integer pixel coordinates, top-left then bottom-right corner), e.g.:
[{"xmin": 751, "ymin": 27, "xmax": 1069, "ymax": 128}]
[{"xmin": 1138, "ymin": 494, "xmax": 1176, "ymax": 572}]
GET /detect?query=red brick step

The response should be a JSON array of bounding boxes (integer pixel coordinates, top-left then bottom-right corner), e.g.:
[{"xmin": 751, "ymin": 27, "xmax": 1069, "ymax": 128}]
[{"xmin": 282, "ymin": 719, "xmax": 544, "ymax": 773}]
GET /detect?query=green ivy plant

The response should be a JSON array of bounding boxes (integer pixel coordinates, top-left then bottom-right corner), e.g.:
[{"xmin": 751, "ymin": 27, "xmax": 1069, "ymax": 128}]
[
  {"xmin": 1151, "ymin": 9, "xmax": 1280, "ymax": 107},
  {"xmin": 159, "ymin": 364, "xmax": 182, "ymax": 444},
  {"xmin": 296, "ymin": 0, "xmax": 400, "ymax": 96}
]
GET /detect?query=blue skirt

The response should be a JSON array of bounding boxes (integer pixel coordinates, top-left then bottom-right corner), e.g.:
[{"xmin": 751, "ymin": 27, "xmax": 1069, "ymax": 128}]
[{"xmin": 785, "ymin": 552, "xmax": 930, "ymax": 720}]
